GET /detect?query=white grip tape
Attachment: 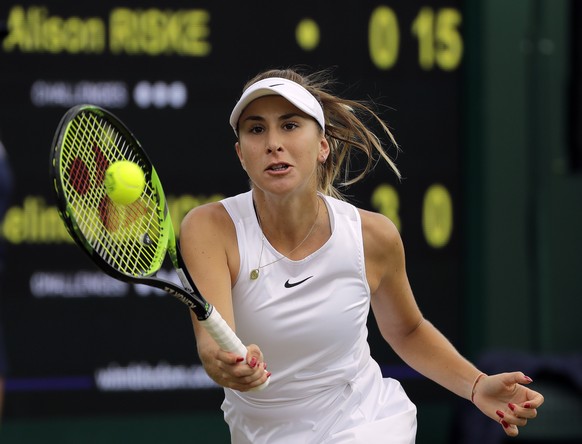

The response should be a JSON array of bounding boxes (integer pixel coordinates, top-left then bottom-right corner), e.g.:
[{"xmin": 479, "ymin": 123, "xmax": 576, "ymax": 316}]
[{"xmin": 202, "ymin": 309, "xmax": 269, "ymax": 391}]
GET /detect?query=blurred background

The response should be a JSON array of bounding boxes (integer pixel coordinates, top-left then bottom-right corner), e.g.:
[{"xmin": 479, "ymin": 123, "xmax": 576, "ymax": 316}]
[{"xmin": 0, "ymin": 0, "xmax": 580, "ymax": 443}]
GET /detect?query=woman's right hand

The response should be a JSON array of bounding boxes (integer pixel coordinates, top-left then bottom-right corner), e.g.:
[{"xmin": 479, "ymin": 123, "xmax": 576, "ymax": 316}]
[{"xmin": 204, "ymin": 343, "xmax": 270, "ymax": 392}]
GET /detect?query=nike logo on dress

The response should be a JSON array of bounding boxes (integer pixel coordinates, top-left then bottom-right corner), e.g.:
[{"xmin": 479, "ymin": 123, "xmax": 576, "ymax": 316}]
[{"xmin": 284, "ymin": 276, "xmax": 313, "ymax": 288}]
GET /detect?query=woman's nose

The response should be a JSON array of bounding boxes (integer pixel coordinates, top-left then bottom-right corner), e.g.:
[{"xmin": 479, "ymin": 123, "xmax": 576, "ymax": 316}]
[{"xmin": 265, "ymin": 134, "xmax": 283, "ymax": 153}]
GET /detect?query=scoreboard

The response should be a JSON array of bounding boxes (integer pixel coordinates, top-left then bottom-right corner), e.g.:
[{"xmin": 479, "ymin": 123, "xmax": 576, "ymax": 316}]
[{"xmin": 0, "ymin": 0, "xmax": 463, "ymax": 416}]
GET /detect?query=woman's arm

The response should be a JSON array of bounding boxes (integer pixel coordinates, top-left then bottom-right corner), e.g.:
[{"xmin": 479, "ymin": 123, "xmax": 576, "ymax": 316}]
[
  {"xmin": 361, "ymin": 210, "xmax": 543, "ymax": 437},
  {"xmin": 180, "ymin": 202, "xmax": 268, "ymax": 391}
]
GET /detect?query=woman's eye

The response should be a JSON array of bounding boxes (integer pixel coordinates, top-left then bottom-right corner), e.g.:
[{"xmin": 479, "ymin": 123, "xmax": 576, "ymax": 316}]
[
  {"xmin": 249, "ymin": 125, "xmax": 264, "ymax": 134},
  {"xmin": 283, "ymin": 122, "xmax": 298, "ymax": 130}
]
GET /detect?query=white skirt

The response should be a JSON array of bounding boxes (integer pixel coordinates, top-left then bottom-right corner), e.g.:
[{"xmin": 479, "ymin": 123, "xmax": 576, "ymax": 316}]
[{"xmin": 222, "ymin": 360, "xmax": 417, "ymax": 444}]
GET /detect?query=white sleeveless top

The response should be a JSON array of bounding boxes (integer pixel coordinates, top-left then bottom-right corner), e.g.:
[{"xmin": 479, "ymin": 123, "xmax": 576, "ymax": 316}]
[{"xmin": 220, "ymin": 191, "xmax": 417, "ymax": 443}]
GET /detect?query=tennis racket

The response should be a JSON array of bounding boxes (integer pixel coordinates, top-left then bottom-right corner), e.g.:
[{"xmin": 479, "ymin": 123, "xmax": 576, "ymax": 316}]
[{"xmin": 49, "ymin": 104, "xmax": 268, "ymax": 390}]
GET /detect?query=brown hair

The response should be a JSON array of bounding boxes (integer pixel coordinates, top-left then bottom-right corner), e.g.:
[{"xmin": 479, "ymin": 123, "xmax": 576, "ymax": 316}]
[{"xmin": 241, "ymin": 68, "xmax": 400, "ymax": 200}]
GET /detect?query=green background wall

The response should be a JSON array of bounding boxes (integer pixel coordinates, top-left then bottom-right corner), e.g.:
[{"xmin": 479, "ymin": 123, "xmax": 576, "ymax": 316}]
[{"xmin": 466, "ymin": 0, "xmax": 581, "ymax": 354}]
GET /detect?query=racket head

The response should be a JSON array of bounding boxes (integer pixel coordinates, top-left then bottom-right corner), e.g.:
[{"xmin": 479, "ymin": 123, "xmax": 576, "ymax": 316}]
[{"xmin": 50, "ymin": 104, "xmax": 172, "ymax": 281}]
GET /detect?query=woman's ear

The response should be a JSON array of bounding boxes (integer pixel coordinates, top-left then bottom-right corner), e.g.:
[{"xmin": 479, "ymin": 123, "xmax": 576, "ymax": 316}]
[
  {"xmin": 319, "ymin": 137, "xmax": 330, "ymax": 163},
  {"xmin": 235, "ymin": 142, "xmax": 246, "ymax": 170}
]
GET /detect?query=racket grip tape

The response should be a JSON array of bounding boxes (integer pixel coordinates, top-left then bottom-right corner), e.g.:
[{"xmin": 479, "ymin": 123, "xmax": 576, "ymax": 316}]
[{"xmin": 201, "ymin": 308, "xmax": 269, "ymax": 391}]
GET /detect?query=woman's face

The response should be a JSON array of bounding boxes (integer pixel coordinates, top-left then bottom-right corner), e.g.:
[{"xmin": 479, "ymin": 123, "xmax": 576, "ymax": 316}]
[{"xmin": 235, "ymin": 95, "xmax": 329, "ymax": 197}]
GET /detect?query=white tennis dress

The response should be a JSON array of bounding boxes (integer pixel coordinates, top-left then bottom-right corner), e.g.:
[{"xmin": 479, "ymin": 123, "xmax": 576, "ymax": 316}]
[{"xmin": 220, "ymin": 191, "xmax": 417, "ymax": 443}]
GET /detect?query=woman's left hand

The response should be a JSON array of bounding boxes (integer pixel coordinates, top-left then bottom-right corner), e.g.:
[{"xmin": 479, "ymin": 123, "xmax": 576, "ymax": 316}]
[{"xmin": 472, "ymin": 372, "xmax": 544, "ymax": 437}]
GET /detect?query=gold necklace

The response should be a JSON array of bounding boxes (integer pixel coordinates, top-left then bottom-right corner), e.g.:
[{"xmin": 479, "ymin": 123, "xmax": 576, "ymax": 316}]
[{"xmin": 250, "ymin": 197, "xmax": 321, "ymax": 280}]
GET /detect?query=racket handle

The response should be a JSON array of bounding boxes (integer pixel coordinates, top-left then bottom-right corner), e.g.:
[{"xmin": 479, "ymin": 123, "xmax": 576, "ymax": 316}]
[{"xmin": 201, "ymin": 308, "xmax": 269, "ymax": 391}]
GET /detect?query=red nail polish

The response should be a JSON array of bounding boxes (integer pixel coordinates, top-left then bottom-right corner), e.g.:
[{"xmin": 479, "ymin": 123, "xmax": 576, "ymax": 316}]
[
  {"xmin": 266, "ymin": 372, "xmax": 272, "ymax": 378},
  {"xmin": 249, "ymin": 357, "xmax": 257, "ymax": 368},
  {"xmin": 524, "ymin": 375, "xmax": 533, "ymax": 382},
  {"xmin": 501, "ymin": 420, "xmax": 510, "ymax": 429},
  {"xmin": 236, "ymin": 357, "xmax": 244, "ymax": 363},
  {"xmin": 496, "ymin": 410, "xmax": 505, "ymax": 418},
  {"xmin": 508, "ymin": 403, "xmax": 515, "ymax": 411},
  {"xmin": 524, "ymin": 402, "xmax": 531, "ymax": 409}
]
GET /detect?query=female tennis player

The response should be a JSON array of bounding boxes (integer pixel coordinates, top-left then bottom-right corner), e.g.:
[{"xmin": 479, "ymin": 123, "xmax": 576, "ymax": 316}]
[{"xmin": 180, "ymin": 68, "xmax": 544, "ymax": 443}]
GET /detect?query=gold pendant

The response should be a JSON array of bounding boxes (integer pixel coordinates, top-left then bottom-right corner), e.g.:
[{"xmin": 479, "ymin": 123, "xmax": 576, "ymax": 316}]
[{"xmin": 250, "ymin": 269, "xmax": 259, "ymax": 280}]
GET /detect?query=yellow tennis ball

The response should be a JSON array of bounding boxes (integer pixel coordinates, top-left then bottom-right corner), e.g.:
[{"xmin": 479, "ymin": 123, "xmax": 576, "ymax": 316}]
[{"xmin": 104, "ymin": 160, "xmax": 146, "ymax": 205}]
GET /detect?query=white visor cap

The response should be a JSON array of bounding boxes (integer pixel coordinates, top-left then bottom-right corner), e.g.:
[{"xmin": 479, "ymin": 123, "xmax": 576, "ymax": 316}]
[{"xmin": 229, "ymin": 77, "xmax": 325, "ymax": 135}]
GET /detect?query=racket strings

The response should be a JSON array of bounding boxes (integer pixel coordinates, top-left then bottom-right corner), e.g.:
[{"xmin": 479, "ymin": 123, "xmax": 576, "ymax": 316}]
[{"xmin": 59, "ymin": 112, "xmax": 165, "ymax": 277}]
